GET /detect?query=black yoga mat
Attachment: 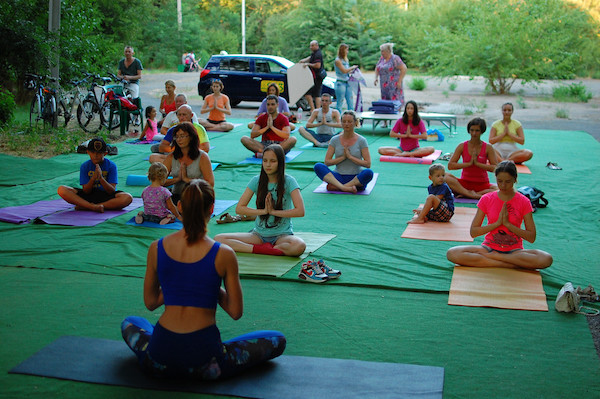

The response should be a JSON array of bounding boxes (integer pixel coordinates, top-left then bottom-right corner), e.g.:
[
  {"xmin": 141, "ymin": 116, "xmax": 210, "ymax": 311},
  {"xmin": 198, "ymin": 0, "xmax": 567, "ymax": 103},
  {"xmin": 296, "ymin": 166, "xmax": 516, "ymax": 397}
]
[{"xmin": 10, "ymin": 335, "xmax": 444, "ymax": 399}]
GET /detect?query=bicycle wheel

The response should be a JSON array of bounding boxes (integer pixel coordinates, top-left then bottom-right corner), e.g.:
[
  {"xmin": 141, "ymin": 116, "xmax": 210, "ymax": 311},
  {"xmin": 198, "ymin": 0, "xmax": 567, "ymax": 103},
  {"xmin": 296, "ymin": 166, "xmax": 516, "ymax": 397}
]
[
  {"xmin": 77, "ymin": 97, "xmax": 103, "ymax": 133},
  {"xmin": 56, "ymin": 100, "xmax": 70, "ymax": 127},
  {"xmin": 101, "ymin": 101, "xmax": 120, "ymax": 130},
  {"xmin": 30, "ymin": 95, "xmax": 42, "ymax": 127},
  {"xmin": 44, "ymin": 96, "xmax": 57, "ymax": 128}
]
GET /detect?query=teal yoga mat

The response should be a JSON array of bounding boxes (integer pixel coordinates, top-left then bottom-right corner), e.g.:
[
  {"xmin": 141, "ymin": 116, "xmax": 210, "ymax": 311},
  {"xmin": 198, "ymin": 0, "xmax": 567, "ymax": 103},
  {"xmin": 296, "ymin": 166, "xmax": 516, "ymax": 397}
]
[{"xmin": 10, "ymin": 335, "xmax": 445, "ymax": 399}]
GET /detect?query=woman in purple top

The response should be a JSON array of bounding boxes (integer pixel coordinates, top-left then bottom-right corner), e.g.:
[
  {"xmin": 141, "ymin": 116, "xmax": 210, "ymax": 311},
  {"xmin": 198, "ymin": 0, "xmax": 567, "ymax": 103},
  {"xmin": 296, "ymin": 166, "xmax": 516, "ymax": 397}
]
[
  {"xmin": 374, "ymin": 43, "xmax": 407, "ymax": 105},
  {"xmin": 378, "ymin": 101, "xmax": 435, "ymax": 157}
]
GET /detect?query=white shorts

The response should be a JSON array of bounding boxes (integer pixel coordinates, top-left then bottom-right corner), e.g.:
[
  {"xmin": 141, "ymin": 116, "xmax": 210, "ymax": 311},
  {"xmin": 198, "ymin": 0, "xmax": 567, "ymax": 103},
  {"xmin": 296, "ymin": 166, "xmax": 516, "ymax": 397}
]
[
  {"xmin": 493, "ymin": 142, "xmax": 519, "ymax": 159},
  {"xmin": 125, "ymin": 82, "xmax": 140, "ymax": 99}
]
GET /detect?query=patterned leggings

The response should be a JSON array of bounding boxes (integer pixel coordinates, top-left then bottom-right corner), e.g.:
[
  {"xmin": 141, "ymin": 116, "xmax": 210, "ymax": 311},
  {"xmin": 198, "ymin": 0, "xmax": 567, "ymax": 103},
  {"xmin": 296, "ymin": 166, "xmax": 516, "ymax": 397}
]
[{"xmin": 121, "ymin": 316, "xmax": 286, "ymax": 380}]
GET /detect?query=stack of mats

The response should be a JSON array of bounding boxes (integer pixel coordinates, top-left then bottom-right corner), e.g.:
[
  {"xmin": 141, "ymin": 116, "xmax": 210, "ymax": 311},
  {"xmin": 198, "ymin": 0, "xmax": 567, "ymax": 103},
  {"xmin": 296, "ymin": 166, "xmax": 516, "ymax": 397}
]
[{"xmin": 0, "ymin": 118, "xmax": 599, "ymax": 398}]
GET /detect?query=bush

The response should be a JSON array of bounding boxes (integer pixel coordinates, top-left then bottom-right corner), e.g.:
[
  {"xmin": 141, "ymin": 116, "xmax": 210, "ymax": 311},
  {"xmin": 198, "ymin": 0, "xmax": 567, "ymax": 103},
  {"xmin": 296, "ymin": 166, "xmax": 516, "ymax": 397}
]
[
  {"xmin": 555, "ymin": 108, "xmax": 569, "ymax": 119},
  {"xmin": 552, "ymin": 83, "xmax": 593, "ymax": 103},
  {"xmin": 409, "ymin": 78, "xmax": 426, "ymax": 91},
  {"xmin": 0, "ymin": 88, "xmax": 16, "ymax": 125}
]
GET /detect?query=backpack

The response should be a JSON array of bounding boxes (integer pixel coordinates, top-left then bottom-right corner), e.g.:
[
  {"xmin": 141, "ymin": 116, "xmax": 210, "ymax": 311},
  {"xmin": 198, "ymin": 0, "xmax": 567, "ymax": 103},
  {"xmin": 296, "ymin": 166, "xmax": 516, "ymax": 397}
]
[
  {"xmin": 105, "ymin": 90, "xmax": 138, "ymax": 111},
  {"xmin": 517, "ymin": 186, "xmax": 548, "ymax": 212}
]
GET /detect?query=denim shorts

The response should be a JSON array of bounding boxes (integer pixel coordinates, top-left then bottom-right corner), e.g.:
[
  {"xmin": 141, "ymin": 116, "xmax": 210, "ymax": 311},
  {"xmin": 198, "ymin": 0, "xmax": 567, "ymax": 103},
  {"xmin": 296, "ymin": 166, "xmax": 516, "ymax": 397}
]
[
  {"xmin": 481, "ymin": 245, "xmax": 521, "ymax": 254},
  {"xmin": 251, "ymin": 230, "xmax": 291, "ymax": 244}
]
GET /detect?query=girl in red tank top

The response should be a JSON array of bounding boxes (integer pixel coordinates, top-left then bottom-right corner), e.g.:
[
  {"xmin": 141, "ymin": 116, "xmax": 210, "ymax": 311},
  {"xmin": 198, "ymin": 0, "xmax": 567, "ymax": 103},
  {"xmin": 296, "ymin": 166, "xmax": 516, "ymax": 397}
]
[{"xmin": 444, "ymin": 118, "xmax": 498, "ymax": 199}]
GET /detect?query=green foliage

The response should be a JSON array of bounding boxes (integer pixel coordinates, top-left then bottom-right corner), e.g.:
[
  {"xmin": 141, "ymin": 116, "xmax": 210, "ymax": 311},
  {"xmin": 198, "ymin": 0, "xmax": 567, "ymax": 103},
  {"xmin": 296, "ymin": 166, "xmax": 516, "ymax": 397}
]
[
  {"xmin": 552, "ymin": 82, "xmax": 593, "ymax": 102},
  {"xmin": 517, "ymin": 95, "xmax": 527, "ymax": 109},
  {"xmin": 409, "ymin": 78, "xmax": 426, "ymax": 91},
  {"xmin": 555, "ymin": 108, "xmax": 569, "ymax": 118},
  {"xmin": 404, "ymin": 0, "xmax": 600, "ymax": 93},
  {"xmin": 449, "ymin": 82, "xmax": 457, "ymax": 91},
  {"xmin": 0, "ymin": 88, "xmax": 16, "ymax": 125}
]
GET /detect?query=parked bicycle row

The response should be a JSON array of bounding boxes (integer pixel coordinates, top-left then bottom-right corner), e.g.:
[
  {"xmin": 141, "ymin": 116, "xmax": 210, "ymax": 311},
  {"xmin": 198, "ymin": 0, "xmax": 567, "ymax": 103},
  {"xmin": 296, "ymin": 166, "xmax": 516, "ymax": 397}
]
[{"xmin": 24, "ymin": 72, "xmax": 142, "ymax": 134}]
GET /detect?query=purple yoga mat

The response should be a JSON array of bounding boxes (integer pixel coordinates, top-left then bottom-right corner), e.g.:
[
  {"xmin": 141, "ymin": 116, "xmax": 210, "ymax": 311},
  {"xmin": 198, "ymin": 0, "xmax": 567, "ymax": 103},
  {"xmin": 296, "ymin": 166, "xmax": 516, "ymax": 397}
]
[
  {"xmin": 36, "ymin": 198, "xmax": 143, "ymax": 227},
  {"xmin": 313, "ymin": 173, "xmax": 379, "ymax": 195},
  {"xmin": 0, "ymin": 200, "xmax": 74, "ymax": 224},
  {"xmin": 454, "ymin": 197, "xmax": 479, "ymax": 204}
]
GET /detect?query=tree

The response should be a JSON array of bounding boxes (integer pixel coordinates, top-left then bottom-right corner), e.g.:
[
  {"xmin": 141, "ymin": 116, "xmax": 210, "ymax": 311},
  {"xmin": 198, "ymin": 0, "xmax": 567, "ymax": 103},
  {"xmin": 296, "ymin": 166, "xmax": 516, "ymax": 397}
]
[{"xmin": 404, "ymin": 0, "xmax": 600, "ymax": 93}]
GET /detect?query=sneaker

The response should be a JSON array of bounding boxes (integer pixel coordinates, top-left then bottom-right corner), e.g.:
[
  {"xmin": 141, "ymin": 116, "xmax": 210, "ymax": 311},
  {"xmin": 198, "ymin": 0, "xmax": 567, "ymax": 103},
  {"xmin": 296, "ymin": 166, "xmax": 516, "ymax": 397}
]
[
  {"xmin": 316, "ymin": 259, "xmax": 341, "ymax": 279},
  {"xmin": 298, "ymin": 260, "xmax": 329, "ymax": 283},
  {"xmin": 135, "ymin": 211, "xmax": 144, "ymax": 224}
]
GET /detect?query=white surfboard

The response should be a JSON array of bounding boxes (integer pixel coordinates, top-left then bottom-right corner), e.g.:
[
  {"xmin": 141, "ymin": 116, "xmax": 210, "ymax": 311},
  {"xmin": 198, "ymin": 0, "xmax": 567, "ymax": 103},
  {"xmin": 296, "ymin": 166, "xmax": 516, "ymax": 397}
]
[{"xmin": 287, "ymin": 63, "xmax": 314, "ymax": 105}]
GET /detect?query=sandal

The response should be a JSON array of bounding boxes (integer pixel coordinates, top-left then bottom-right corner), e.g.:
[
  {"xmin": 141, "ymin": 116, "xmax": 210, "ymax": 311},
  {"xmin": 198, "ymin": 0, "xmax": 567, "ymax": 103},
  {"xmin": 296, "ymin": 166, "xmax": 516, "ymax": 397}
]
[
  {"xmin": 216, "ymin": 213, "xmax": 241, "ymax": 224},
  {"xmin": 546, "ymin": 162, "xmax": 562, "ymax": 170},
  {"xmin": 439, "ymin": 153, "xmax": 452, "ymax": 161}
]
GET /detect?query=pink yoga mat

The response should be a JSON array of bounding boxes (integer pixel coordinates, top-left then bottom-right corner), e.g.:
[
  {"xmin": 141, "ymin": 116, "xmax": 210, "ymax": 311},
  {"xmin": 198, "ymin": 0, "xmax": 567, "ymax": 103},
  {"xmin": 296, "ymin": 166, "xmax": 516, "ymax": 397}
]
[
  {"xmin": 380, "ymin": 150, "xmax": 442, "ymax": 165},
  {"xmin": 0, "ymin": 199, "xmax": 74, "ymax": 224},
  {"xmin": 516, "ymin": 164, "xmax": 531, "ymax": 174},
  {"xmin": 313, "ymin": 173, "xmax": 379, "ymax": 195},
  {"xmin": 36, "ymin": 198, "xmax": 143, "ymax": 227}
]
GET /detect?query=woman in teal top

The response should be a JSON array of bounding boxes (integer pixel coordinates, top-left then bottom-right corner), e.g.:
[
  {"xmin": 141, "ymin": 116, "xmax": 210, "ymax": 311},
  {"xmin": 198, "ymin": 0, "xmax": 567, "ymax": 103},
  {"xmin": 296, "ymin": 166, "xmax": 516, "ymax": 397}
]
[
  {"xmin": 215, "ymin": 144, "xmax": 306, "ymax": 256},
  {"xmin": 334, "ymin": 43, "xmax": 358, "ymax": 112}
]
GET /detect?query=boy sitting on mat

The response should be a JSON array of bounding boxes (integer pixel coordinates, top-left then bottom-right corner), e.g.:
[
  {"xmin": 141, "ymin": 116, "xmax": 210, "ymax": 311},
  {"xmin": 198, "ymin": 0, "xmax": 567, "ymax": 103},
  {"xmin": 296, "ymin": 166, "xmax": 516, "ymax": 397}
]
[
  {"xmin": 408, "ymin": 163, "xmax": 455, "ymax": 224},
  {"xmin": 57, "ymin": 138, "xmax": 133, "ymax": 213}
]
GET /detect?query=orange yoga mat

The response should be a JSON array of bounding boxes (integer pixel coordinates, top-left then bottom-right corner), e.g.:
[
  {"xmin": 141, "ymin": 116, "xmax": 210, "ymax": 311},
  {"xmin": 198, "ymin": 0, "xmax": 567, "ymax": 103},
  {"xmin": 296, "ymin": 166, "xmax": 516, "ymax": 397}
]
[
  {"xmin": 448, "ymin": 266, "xmax": 548, "ymax": 311},
  {"xmin": 401, "ymin": 207, "xmax": 477, "ymax": 242},
  {"xmin": 516, "ymin": 164, "xmax": 531, "ymax": 174}
]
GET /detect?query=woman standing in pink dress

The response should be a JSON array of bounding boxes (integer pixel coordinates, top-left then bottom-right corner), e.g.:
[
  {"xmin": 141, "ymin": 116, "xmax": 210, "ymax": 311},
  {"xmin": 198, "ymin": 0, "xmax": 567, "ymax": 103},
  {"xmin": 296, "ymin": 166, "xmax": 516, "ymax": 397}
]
[{"xmin": 374, "ymin": 43, "xmax": 407, "ymax": 105}]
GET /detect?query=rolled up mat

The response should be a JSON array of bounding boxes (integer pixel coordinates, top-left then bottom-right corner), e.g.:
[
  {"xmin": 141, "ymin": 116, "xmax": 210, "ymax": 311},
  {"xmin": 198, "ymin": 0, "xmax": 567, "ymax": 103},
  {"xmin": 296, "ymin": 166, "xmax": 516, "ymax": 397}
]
[{"xmin": 380, "ymin": 149, "xmax": 442, "ymax": 165}]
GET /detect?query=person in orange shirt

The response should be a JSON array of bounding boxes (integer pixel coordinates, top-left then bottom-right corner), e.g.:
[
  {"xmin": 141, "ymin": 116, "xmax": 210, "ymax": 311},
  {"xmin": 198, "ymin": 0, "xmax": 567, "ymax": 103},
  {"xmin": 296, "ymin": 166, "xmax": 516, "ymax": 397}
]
[{"xmin": 200, "ymin": 79, "xmax": 234, "ymax": 132}]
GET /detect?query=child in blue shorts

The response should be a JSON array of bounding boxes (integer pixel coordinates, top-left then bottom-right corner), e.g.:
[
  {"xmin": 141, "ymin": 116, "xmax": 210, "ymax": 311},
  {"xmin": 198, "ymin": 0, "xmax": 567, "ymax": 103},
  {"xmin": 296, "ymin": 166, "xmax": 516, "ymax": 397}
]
[
  {"xmin": 57, "ymin": 137, "xmax": 132, "ymax": 212},
  {"xmin": 408, "ymin": 163, "xmax": 454, "ymax": 224}
]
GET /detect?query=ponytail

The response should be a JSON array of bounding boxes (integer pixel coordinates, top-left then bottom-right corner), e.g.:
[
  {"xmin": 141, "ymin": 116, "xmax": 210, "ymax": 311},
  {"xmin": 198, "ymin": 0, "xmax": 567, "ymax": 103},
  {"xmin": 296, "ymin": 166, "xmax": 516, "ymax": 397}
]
[{"xmin": 180, "ymin": 179, "xmax": 215, "ymax": 244}]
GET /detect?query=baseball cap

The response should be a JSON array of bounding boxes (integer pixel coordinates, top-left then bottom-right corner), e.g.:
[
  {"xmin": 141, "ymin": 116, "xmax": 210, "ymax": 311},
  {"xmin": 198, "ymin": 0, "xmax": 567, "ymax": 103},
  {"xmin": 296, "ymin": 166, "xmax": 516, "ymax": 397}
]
[{"xmin": 87, "ymin": 138, "xmax": 107, "ymax": 153}]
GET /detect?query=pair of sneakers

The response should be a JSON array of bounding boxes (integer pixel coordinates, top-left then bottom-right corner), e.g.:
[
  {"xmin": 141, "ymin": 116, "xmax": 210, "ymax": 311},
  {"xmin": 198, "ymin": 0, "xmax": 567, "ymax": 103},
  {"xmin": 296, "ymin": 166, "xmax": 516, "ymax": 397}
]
[{"xmin": 298, "ymin": 259, "xmax": 341, "ymax": 283}]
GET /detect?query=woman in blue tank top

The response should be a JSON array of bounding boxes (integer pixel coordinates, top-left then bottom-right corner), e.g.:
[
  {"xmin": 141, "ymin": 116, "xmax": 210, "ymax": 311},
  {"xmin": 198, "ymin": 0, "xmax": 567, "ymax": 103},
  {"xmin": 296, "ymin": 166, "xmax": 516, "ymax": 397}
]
[{"xmin": 121, "ymin": 179, "xmax": 286, "ymax": 379}]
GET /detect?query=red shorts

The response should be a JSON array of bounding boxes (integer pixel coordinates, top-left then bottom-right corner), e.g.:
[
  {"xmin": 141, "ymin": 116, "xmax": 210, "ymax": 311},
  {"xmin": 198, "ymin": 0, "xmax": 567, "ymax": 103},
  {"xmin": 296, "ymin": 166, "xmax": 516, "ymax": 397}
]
[{"xmin": 457, "ymin": 178, "xmax": 493, "ymax": 193}]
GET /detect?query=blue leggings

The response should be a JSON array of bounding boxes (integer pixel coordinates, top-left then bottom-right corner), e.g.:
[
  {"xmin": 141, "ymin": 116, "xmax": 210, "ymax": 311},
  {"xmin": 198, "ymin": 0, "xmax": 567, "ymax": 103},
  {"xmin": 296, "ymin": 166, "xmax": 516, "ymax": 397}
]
[
  {"xmin": 314, "ymin": 162, "xmax": 374, "ymax": 190},
  {"xmin": 121, "ymin": 316, "xmax": 286, "ymax": 380}
]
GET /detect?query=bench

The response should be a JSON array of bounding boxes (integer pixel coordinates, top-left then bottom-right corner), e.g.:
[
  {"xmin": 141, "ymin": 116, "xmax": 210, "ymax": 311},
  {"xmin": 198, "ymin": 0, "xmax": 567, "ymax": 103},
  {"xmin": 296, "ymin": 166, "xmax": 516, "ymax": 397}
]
[{"xmin": 358, "ymin": 111, "xmax": 457, "ymax": 133}]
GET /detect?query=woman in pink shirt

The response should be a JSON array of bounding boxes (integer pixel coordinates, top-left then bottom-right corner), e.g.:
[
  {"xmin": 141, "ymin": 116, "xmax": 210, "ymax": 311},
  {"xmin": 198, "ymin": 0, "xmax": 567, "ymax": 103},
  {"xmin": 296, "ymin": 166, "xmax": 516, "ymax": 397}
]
[
  {"xmin": 378, "ymin": 101, "xmax": 434, "ymax": 158},
  {"xmin": 446, "ymin": 161, "xmax": 552, "ymax": 269}
]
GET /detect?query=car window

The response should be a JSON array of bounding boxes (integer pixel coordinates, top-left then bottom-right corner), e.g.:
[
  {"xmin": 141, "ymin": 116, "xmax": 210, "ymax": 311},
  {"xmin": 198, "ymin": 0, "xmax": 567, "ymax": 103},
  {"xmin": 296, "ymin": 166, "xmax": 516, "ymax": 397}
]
[
  {"xmin": 229, "ymin": 58, "xmax": 250, "ymax": 72},
  {"xmin": 216, "ymin": 59, "xmax": 229, "ymax": 70},
  {"xmin": 256, "ymin": 60, "xmax": 285, "ymax": 74}
]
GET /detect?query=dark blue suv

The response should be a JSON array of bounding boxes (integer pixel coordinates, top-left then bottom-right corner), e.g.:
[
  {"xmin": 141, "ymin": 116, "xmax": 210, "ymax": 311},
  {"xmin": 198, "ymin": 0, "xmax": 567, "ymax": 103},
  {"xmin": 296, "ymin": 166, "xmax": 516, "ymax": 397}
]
[{"xmin": 197, "ymin": 54, "xmax": 336, "ymax": 108}]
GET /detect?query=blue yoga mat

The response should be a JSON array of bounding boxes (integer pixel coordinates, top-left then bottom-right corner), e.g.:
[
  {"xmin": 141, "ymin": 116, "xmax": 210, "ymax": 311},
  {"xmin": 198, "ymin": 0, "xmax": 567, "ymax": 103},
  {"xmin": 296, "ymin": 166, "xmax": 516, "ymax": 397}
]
[
  {"xmin": 126, "ymin": 199, "xmax": 237, "ymax": 229},
  {"xmin": 237, "ymin": 150, "xmax": 303, "ymax": 165},
  {"xmin": 10, "ymin": 336, "xmax": 445, "ymax": 399}
]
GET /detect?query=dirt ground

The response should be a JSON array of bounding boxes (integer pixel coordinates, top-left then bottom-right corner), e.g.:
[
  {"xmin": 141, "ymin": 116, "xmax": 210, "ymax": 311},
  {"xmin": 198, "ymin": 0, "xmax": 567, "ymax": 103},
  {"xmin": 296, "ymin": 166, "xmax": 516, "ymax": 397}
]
[{"xmin": 141, "ymin": 71, "xmax": 600, "ymax": 142}]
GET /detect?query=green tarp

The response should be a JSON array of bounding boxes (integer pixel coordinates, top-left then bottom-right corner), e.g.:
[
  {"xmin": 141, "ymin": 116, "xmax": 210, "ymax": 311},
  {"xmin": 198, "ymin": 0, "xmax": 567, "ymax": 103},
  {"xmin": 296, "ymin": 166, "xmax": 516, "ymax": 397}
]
[{"xmin": 1, "ymin": 120, "xmax": 599, "ymax": 398}]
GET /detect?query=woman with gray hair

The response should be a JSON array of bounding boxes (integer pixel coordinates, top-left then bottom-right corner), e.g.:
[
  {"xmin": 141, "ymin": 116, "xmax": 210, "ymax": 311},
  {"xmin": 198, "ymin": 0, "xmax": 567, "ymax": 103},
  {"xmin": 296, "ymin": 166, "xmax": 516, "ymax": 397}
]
[{"xmin": 374, "ymin": 43, "xmax": 407, "ymax": 105}]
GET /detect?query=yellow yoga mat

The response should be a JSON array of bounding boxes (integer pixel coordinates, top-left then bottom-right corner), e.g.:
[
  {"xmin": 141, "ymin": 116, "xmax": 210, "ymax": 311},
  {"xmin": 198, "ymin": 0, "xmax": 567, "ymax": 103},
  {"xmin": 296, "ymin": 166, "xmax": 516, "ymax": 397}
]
[
  {"xmin": 236, "ymin": 232, "xmax": 336, "ymax": 277},
  {"xmin": 448, "ymin": 266, "xmax": 548, "ymax": 311},
  {"xmin": 401, "ymin": 207, "xmax": 477, "ymax": 242}
]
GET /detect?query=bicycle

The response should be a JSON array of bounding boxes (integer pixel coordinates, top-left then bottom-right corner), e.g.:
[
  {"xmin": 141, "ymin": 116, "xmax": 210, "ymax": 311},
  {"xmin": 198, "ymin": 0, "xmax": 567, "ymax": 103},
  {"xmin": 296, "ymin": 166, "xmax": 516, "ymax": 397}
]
[
  {"xmin": 25, "ymin": 73, "xmax": 60, "ymax": 128},
  {"xmin": 76, "ymin": 73, "xmax": 112, "ymax": 133},
  {"xmin": 104, "ymin": 72, "xmax": 142, "ymax": 133}
]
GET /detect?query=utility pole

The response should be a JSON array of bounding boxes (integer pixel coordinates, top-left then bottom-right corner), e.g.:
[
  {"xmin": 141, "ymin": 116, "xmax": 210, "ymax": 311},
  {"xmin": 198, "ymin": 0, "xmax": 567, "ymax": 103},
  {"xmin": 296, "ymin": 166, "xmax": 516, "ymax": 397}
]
[{"xmin": 48, "ymin": 0, "xmax": 61, "ymax": 85}]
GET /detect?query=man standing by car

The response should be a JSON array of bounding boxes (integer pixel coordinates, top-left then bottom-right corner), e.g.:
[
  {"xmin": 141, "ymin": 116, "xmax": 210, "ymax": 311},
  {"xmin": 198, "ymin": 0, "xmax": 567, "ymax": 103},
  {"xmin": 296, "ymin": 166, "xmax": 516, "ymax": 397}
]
[
  {"xmin": 300, "ymin": 40, "xmax": 324, "ymax": 113},
  {"xmin": 241, "ymin": 95, "xmax": 296, "ymax": 157},
  {"xmin": 297, "ymin": 93, "xmax": 341, "ymax": 148}
]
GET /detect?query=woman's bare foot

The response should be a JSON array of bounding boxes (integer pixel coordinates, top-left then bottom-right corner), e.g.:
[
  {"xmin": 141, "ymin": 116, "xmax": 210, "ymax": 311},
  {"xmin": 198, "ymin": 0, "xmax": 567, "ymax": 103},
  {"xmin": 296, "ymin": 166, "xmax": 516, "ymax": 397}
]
[{"xmin": 75, "ymin": 204, "xmax": 104, "ymax": 212}]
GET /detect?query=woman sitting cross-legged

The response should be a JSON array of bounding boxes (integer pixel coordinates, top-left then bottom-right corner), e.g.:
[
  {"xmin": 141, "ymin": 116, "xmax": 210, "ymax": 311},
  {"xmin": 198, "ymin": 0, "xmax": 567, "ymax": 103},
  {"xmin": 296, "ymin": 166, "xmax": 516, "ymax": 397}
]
[
  {"xmin": 314, "ymin": 110, "xmax": 374, "ymax": 193},
  {"xmin": 121, "ymin": 179, "xmax": 286, "ymax": 380},
  {"xmin": 378, "ymin": 100, "xmax": 434, "ymax": 158},
  {"xmin": 446, "ymin": 161, "xmax": 553, "ymax": 269},
  {"xmin": 215, "ymin": 144, "xmax": 306, "ymax": 257}
]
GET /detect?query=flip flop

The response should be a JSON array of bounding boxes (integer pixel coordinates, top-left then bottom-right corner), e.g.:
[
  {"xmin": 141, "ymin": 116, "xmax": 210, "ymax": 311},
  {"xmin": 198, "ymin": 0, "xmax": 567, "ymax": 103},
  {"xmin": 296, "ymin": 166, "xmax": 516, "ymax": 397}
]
[
  {"xmin": 439, "ymin": 153, "xmax": 452, "ymax": 161},
  {"xmin": 546, "ymin": 162, "xmax": 562, "ymax": 170},
  {"xmin": 216, "ymin": 213, "xmax": 241, "ymax": 224}
]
